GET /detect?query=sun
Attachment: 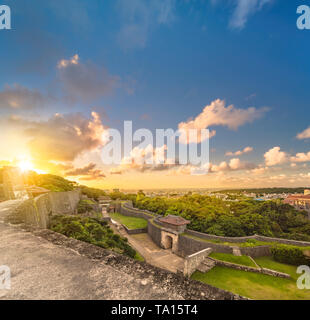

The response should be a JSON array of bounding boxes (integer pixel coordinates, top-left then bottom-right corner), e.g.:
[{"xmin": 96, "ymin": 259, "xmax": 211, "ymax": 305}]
[
  {"xmin": 17, "ymin": 159, "xmax": 34, "ymax": 173},
  {"xmin": 16, "ymin": 158, "xmax": 48, "ymax": 174}
]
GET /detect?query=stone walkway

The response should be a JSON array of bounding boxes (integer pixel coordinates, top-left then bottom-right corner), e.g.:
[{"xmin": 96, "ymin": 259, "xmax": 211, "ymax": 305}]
[
  {"xmin": 109, "ymin": 221, "xmax": 184, "ymax": 274},
  {"xmin": 131, "ymin": 234, "xmax": 184, "ymax": 273}
]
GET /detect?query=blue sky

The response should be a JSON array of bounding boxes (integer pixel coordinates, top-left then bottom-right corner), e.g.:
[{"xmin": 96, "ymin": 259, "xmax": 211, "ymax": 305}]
[{"xmin": 1, "ymin": 0, "xmax": 310, "ymax": 189}]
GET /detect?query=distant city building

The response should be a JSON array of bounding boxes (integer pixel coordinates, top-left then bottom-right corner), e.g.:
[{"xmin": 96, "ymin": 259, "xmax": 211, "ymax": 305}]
[
  {"xmin": 304, "ymin": 189, "xmax": 310, "ymax": 196},
  {"xmin": 284, "ymin": 190, "xmax": 310, "ymax": 215}
]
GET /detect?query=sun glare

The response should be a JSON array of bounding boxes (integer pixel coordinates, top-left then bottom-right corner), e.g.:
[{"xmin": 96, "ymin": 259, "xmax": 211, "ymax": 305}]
[
  {"xmin": 17, "ymin": 159, "xmax": 34, "ymax": 173},
  {"xmin": 16, "ymin": 157, "xmax": 47, "ymax": 174}
]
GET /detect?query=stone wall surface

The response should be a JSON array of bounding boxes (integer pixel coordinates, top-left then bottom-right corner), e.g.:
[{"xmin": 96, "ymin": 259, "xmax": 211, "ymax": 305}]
[
  {"xmin": 123, "ymin": 225, "xmax": 148, "ymax": 235},
  {"xmin": 147, "ymin": 219, "xmax": 163, "ymax": 247},
  {"xmin": 49, "ymin": 191, "xmax": 80, "ymax": 215},
  {"xmin": 254, "ymin": 235, "xmax": 310, "ymax": 247},
  {"xmin": 178, "ymin": 234, "xmax": 233, "ymax": 257},
  {"xmin": 9, "ymin": 190, "xmax": 80, "ymax": 228},
  {"xmin": 185, "ymin": 229, "xmax": 257, "ymax": 243},
  {"xmin": 120, "ymin": 203, "xmax": 158, "ymax": 221},
  {"xmin": 185, "ymin": 229, "xmax": 310, "ymax": 247},
  {"xmin": 239, "ymin": 245, "xmax": 271, "ymax": 257},
  {"xmin": 184, "ymin": 248, "xmax": 212, "ymax": 277},
  {"xmin": 208, "ymin": 257, "xmax": 291, "ymax": 279}
]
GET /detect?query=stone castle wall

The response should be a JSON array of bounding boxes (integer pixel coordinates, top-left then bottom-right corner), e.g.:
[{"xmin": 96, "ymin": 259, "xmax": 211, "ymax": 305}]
[
  {"xmin": 184, "ymin": 248, "xmax": 212, "ymax": 277},
  {"xmin": 185, "ymin": 229, "xmax": 257, "ymax": 243},
  {"xmin": 208, "ymin": 257, "xmax": 290, "ymax": 279},
  {"xmin": 120, "ymin": 202, "xmax": 159, "ymax": 220},
  {"xmin": 10, "ymin": 190, "xmax": 81, "ymax": 228},
  {"xmin": 178, "ymin": 234, "xmax": 233, "ymax": 257},
  {"xmin": 185, "ymin": 229, "xmax": 310, "ymax": 247},
  {"xmin": 147, "ymin": 218, "xmax": 163, "ymax": 247},
  {"xmin": 239, "ymin": 245, "xmax": 271, "ymax": 257}
]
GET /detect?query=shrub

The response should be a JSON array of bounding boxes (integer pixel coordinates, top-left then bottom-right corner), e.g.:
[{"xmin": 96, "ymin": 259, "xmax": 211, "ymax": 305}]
[
  {"xmin": 49, "ymin": 215, "xmax": 136, "ymax": 259},
  {"xmin": 271, "ymin": 244, "xmax": 310, "ymax": 266},
  {"xmin": 246, "ymin": 239, "xmax": 258, "ymax": 245},
  {"xmin": 77, "ymin": 199, "xmax": 94, "ymax": 214}
]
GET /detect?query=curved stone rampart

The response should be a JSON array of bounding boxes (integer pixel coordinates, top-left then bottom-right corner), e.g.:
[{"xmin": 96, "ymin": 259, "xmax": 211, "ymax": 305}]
[{"xmin": 9, "ymin": 190, "xmax": 81, "ymax": 228}]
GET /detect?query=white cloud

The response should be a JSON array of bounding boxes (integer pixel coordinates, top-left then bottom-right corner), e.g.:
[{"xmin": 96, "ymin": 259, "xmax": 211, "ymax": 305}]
[
  {"xmin": 297, "ymin": 127, "xmax": 310, "ymax": 140},
  {"xmin": 226, "ymin": 146, "xmax": 253, "ymax": 157},
  {"xmin": 291, "ymin": 152, "xmax": 310, "ymax": 163},
  {"xmin": 264, "ymin": 146, "xmax": 288, "ymax": 166},
  {"xmin": 178, "ymin": 99, "xmax": 267, "ymax": 144},
  {"xmin": 250, "ymin": 166, "xmax": 268, "ymax": 175},
  {"xmin": 269, "ymin": 174, "xmax": 286, "ymax": 181},
  {"xmin": 57, "ymin": 54, "xmax": 79, "ymax": 69},
  {"xmin": 210, "ymin": 158, "xmax": 257, "ymax": 172},
  {"xmin": 229, "ymin": 0, "xmax": 273, "ymax": 29}
]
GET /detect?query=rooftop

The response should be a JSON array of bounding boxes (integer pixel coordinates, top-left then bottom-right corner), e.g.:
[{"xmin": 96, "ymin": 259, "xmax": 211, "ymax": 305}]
[
  {"xmin": 158, "ymin": 215, "xmax": 190, "ymax": 226},
  {"xmin": 285, "ymin": 195, "xmax": 310, "ymax": 201}
]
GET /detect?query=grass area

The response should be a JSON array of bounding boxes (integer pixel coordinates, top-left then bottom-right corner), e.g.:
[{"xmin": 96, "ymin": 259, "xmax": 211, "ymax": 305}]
[
  {"xmin": 209, "ymin": 252, "xmax": 258, "ymax": 268},
  {"xmin": 191, "ymin": 266, "xmax": 310, "ymax": 300},
  {"xmin": 184, "ymin": 233, "xmax": 310, "ymax": 250},
  {"xmin": 134, "ymin": 252, "xmax": 145, "ymax": 262},
  {"xmin": 183, "ymin": 233, "xmax": 274, "ymax": 247},
  {"xmin": 254, "ymin": 256, "xmax": 299, "ymax": 280},
  {"xmin": 110, "ymin": 212, "xmax": 148, "ymax": 230}
]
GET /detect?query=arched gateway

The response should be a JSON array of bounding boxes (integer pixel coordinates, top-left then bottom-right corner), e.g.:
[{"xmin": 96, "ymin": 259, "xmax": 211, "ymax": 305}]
[{"xmin": 157, "ymin": 215, "xmax": 190, "ymax": 254}]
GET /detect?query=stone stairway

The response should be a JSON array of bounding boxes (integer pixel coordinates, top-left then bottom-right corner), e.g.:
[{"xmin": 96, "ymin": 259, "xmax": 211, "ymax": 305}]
[
  {"xmin": 232, "ymin": 247, "xmax": 242, "ymax": 256},
  {"xmin": 197, "ymin": 258, "xmax": 216, "ymax": 273}
]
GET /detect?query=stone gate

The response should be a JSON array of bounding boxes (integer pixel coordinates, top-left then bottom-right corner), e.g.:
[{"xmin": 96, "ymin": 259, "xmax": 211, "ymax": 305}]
[{"xmin": 157, "ymin": 215, "xmax": 190, "ymax": 254}]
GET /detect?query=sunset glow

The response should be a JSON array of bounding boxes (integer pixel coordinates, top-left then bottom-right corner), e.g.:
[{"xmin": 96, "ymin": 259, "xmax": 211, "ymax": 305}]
[{"xmin": 17, "ymin": 159, "xmax": 33, "ymax": 173}]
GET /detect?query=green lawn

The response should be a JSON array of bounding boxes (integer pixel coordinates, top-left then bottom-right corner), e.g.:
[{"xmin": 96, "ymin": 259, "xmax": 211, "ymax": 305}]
[
  {"xmin": 191, "ymin": 266, "xmax": 310, "ymax": 300},
  {"xmin": 183, "ymin": 233, "xmax": 274, "ymax": 247},
  {"xmin": 110, "ymin": 212, "xmax": 148, "ymax": 230},
  {"xmin": 183, "ymin": 233, "xmax": 310, "ymax": 250},
  {"xmin": 254, "ymin": 256, "xmax": 299, "ymax": 280},
  {"xmin": 209, "ymin": 252, "xmax": 258, "ymax": 268}
]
